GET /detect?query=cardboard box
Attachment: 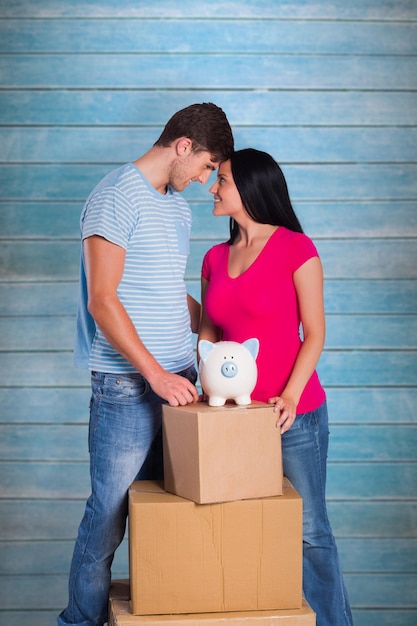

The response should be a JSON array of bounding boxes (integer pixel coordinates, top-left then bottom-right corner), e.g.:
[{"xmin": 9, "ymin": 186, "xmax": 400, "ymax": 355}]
[
  {"xmin": 128, "ymin": 480, "xmax": 302, "ymax": 616},
  {"xmin": 162, "ymin": 402, "xmax": 282, "ymax": 504},
  {"xmin": 109, "ymin": 580, "xmax": 315, "ymax": 625}
]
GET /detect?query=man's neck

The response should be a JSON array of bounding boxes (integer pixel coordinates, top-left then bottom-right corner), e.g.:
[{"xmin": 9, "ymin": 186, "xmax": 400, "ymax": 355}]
[{"xmin": 133, "ymin": 147, "xmax": 171, "ymax": 195}]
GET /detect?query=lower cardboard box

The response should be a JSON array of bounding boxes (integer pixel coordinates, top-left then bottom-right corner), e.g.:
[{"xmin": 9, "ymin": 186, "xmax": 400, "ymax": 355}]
[
  {"xmin": 109, "ymin": 580, "xmax": 316, "ymax": 625},
  {"xmin": 128, "ymin": 479, "xmax": 302, "ymax": 615}
]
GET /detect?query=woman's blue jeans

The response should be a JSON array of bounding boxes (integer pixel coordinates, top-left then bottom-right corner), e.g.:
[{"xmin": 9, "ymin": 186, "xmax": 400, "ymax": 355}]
[
  {"xmin": 57, "ymin": 366, "xmax": 197, "ymax": 626},
  {"xmin": 282, "ymin": 401, "xmax": 353, "ymax": 626}
]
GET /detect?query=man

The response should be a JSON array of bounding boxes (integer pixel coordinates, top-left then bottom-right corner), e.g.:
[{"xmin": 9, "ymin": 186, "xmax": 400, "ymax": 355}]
[{"xmin": 58, "ymin": 103, "xmax": 234, "ymax": 626}]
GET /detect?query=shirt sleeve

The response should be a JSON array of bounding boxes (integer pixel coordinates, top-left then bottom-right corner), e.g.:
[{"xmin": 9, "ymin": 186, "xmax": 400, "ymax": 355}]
[
  {"xmin": 81, "ymin": 186, "xmax": 137, "ymax": 250},
  {"xmin": 289, "ymin": 232, "xmax": 320, "ymax": 273}
]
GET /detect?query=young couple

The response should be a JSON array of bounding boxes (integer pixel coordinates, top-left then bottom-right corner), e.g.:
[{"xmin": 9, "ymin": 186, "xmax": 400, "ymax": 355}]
[{"xmin": 58, "ymin": 103, "xmax": 353, "ymax": 626}]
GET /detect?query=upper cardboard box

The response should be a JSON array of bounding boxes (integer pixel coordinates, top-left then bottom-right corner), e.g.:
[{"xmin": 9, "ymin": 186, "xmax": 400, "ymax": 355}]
[{"xmin": 163, "ymin": 401, "xmax": 282, "ymax": 504}]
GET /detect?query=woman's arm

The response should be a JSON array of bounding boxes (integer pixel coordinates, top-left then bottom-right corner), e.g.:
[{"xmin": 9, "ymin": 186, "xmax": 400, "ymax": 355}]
[
  {"xmin": 197, "ymin": 277, "xmax": 223, "ymax": 399},
  {"xmin": 198, "ymin": 277, "xmax": 223, "ymax": 349},
  {"xmin": 187, "ymin": 294, "xmax": 201, "ymax": 334},
  {"xmin": 269, "ymin": 256, "xmax": 326, "ymax": 433}
]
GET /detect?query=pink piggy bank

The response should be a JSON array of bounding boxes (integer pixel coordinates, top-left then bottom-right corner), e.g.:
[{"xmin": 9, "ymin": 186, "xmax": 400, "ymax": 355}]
[{"xmin": 198, "ymin": 338, "xmax": 259, "ymax": 407}]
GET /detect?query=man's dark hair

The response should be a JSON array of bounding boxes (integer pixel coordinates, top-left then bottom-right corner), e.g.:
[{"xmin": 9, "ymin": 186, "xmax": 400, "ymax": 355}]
[{"xmin": 154, "ymin": 103, "xmax": 234, "ymax": 162}]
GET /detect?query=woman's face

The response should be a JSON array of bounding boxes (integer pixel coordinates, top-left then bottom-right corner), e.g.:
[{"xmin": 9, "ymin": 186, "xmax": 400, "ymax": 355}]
[{"xmin": 209, "ymin": 159, "xmax": 244, "ymax": 218}]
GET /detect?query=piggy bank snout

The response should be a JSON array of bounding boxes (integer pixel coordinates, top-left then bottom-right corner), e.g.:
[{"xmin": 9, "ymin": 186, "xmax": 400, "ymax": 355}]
[{"xmin": 221, "ymin": 360, "xmax": 238, "ymax": 378}]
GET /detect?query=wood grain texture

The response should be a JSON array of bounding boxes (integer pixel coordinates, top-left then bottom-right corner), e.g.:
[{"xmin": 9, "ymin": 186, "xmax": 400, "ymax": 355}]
[
  {"xmin": 1, "ymin": 54, "xmax": 415, "ymax": 90},
  {"xmin": 2, "ymin": 91, "xmax": 416, "ymax": 126},
  {"xmin": 1, "ymin": 1, "xmax": 416, "ymax": 622},
  {"xmin": 2, "ymin": 164, "xmax": 417, "ymax": 201},
  {"xmin": 0, "ymin": 0, "xmax": 416, "ymax": 19},
  {"xmin": 2, "ymin": 127, "xmax": 417, "ymax": 163},
  {"xmin": 2, "ymin": 201, "xmax": 417, "ymax": 240},
  {"xmin": 1, "ymin": 19, "xmax": 416, "ymax": 54}
]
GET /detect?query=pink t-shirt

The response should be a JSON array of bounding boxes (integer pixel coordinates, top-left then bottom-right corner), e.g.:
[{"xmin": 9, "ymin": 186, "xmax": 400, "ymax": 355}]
[{"xmin": 202, "ymin": 227, "xmax": 326, "ymax": 413}]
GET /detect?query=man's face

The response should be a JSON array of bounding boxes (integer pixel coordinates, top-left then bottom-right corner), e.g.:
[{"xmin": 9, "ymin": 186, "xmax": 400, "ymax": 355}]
[{"xmin": 169, "ymin": 150, "xmax": 219, "ymax": 192}]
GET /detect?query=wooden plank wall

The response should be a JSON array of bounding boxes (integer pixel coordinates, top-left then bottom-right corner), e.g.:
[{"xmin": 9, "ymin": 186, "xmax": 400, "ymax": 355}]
[{"xmin": 1, "ymin": 1, "xmax": 416, "ymax": 624}]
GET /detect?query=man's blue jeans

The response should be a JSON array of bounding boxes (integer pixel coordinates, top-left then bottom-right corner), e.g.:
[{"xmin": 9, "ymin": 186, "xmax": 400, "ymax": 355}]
[
  {"xmin": 282, "ymin": 401, "xmax": 353, "ymax": 626},
  {"xmin": 57, "ymin": 366, "xmax": 197, "ymax": 626}
]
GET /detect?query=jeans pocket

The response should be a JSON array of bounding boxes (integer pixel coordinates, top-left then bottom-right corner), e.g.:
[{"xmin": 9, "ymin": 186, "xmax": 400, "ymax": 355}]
[
  {"xmin": 281, "ymin": 412, "xmax": 312, "ymax": 451},
  {"xmin": 100, "ymin": 373, "xmax": 148, "ymax": 403}
]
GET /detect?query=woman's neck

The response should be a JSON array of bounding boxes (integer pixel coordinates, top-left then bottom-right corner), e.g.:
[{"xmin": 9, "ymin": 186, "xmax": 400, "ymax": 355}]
[{"xmin": 235, "ymin": 223, "xmax": 279, "ymax": 247}]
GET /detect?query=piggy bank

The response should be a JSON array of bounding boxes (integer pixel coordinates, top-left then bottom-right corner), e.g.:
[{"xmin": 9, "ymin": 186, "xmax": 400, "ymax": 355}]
[{"xmin": 198, "ymin": 338, "xmax": 259, "ymax": 407}]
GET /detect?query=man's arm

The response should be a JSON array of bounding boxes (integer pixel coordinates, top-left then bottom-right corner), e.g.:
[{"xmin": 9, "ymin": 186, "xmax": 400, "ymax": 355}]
[{"xmin": 84, "ymin": 234, "xmax": 199, "ymax": 406}]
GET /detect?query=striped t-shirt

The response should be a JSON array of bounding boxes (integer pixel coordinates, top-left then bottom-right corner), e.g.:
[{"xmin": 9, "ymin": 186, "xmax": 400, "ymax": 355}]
[{"xmin": 74, "ymin": 163, "xmax": 195, "ymax": 374}]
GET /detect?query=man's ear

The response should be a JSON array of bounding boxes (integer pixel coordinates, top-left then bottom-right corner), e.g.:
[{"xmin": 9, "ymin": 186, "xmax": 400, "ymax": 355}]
[{"xmin": 175, "ymin": 137, "xmax": 193, "ymax": 156}]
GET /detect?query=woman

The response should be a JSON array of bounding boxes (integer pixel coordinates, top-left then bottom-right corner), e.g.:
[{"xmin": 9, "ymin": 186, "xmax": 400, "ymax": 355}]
[{"xmin": 198, "ymin": 148, "xmax": 353, "ymax": 626}]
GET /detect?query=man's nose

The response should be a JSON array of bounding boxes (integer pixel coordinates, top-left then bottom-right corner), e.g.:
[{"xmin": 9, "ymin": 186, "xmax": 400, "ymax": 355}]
[{"xmin": 199, "ymin": 170, "xmax": 212, "ymax": 185}]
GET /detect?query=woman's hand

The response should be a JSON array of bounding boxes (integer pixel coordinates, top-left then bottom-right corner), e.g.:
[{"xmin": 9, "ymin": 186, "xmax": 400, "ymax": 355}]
[
  {"xmin": 268, "ymin": 395, "xmax": 297, "ymax": 434},
  {"xmin": 267, "ymin": 257, "xmax": 325, "ymax": 435}
]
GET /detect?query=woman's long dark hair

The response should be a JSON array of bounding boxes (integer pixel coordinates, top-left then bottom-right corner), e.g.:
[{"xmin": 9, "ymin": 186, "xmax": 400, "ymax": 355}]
[{"xmin": 228, "ymin": 148, "xmax": 303, "ymax": 244}]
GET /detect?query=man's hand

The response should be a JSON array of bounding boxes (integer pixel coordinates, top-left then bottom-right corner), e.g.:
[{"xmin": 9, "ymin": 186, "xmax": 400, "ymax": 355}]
[{"xmin": 150, "ymin": 371, "xmax": 199, "ymax": 407}]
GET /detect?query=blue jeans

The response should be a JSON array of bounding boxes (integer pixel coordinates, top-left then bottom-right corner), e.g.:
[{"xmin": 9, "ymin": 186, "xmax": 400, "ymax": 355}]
[
  {"xmin": 57, "ymin": 366, "xmax": 197, "ymax": 626},
  {"xmin": 282, "ymin": 401, "xmax": 353, "ymax": 626}
]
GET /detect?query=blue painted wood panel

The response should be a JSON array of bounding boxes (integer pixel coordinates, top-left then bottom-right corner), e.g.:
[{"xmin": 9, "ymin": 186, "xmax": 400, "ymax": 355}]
[
  {"xmin": 1, "ymin": 349, "xmax": 416, "ymax": 387},
  {"xmin": 2, "ymin": 424, "xmax": 416, "ymax": 462},
  {"xmin": 1, "ymin": 54, "xmax": 415, "ymax": 90},
  {"xmin": 2, "ymin": 201, "xmax": 416, "ymax": 240},
  {"xmin": 1, "ymin": 499, "xmax": 416, "ymax": 540},
  {"xmin": 0, "ymin": 277, "xmax": 416, "ymax": 316},
  {"xmin": 2, "ymin": 19, "xmax": 416, "ymax": 55},
  {"xmin": 1, "ymin": 609, "xmax": 416, "ymax": 626},
  {"xmin": 3, "ymin": 127, "xmax": 417, "ymax": 163},
  {"xmin": 1, "ymin": 1, "xmax": 416, "ymax": 623},
  {"xmin": 2, "ymin": 460, "xmax": 416, "ymax": 500},
  {"xmin": 2, "ymin": 90, "xmax": 416, "ymax": 126},
  {"xmin": 1, "ymin": 571, "xmax": 412, "ymax": 610},
  {"xmin": 2, "ymin": 537, "xmax": 416, "ymax": 576},
  {"xmin": 2, "ymin": 239, "xmax": 416, "ymax": 281},
  {"xmin": 0, "ymin": 539, "xmax": 129, "ymax": 576},
  {"xmin": 0, "ymin": 610, "xmax": 415, "ymax": 626},
  {"xmin": 2, "ymin": 314, "xmax": 416, "ymax": 350},
  {"xmin": 1, "ymin": 387, "xmax": 415, "ymax": 426},
  {"xmin": 2, "ymin": 279, "xmax": 416, "ymax": 316},
  {"xmin": 1, "ymin": 0, "xmax": 416, "ymax": 20},
  {"xmin": 3, "ymin": 164, "xmax": 417, "ymax": 201}
]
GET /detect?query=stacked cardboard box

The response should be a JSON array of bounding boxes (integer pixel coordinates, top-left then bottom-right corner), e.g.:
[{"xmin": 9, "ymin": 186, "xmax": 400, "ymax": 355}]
[
  {"xmin": 110, "ymin": 402, "xmax": 315, "ymax": 624},
  {"xmin": 128, "ymin": 478, "xmax": 303, "ymax": 615},
  {"xmin": 162, "ymin": 402, "xmax": 283, "ymax": 503},
  {"xmin": 109, "ymin": 580, "xmax": 316, "ymax": 625}
]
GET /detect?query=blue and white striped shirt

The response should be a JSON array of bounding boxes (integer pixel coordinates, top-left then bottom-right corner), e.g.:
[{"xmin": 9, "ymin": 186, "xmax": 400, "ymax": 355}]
[{"xmin": 74, "ymin": 163, "xmax": 195, "ymax": 374}]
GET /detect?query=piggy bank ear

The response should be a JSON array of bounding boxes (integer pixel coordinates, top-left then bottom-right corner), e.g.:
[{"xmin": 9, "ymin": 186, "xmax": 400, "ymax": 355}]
[
  {"xmin": 242, "ymin": 338, "xmax": 259, "ymax": 360},
  {"xmin": 198, "ymin": 339, "xmax": 215, "ymax": 363}
]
